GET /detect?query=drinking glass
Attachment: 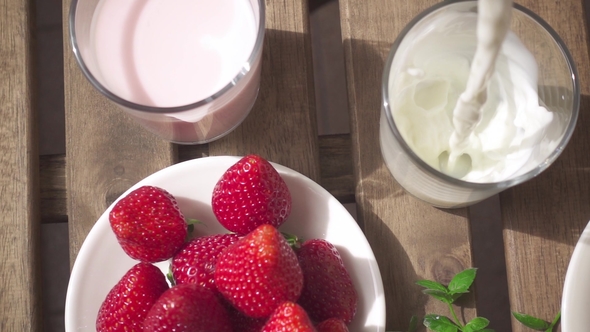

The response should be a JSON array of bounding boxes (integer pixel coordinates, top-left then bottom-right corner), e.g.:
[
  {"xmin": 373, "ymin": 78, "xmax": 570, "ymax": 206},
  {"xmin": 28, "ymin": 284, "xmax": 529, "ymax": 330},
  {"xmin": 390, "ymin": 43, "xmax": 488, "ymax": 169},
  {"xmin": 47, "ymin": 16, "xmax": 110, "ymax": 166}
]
[
  {"xmin": 380, "ymin": 0, "xmax": 579, "ymax": 208},
  {"xmin": 70, "ymin": 0, "xmax": 265, "ymax": 144}
]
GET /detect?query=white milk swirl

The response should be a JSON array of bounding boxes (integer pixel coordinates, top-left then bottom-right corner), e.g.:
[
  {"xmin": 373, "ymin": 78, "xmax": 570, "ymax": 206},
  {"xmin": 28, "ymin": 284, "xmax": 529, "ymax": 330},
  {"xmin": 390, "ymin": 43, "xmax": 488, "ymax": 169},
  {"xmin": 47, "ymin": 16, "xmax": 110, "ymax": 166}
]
[
  {"xmin": 446, "ymin": 0, "xmax": 512, "ymax": 172},
  {"xmin": 389, "ymin": 2, "xmax": 557, "ymax": 183}
]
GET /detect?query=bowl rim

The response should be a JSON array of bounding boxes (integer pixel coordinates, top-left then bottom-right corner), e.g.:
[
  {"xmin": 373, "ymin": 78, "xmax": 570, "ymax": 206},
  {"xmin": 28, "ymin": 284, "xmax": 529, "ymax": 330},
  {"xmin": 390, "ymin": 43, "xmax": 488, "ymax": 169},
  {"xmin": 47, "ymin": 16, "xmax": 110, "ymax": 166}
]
[{"xmin": 64, "ymin": 156, "xmax": 386, "ymax": 332}]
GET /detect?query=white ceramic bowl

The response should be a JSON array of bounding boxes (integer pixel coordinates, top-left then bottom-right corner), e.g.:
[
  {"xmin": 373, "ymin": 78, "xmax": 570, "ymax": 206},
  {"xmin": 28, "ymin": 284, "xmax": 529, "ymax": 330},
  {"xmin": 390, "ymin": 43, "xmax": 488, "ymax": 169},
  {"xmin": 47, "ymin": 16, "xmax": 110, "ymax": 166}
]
[
  {"xmin": 562, "ymin": 220, "xmax": 590, "ymax": 332},
  {"xmin": 65, "ymin": 156, "xmax": 386, "ymax": 331}
]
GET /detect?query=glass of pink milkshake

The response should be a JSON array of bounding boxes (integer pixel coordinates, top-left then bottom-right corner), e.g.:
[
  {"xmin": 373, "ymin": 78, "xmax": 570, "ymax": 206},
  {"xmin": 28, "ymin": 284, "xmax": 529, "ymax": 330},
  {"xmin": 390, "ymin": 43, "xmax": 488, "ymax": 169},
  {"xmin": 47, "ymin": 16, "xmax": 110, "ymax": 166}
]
[{"xmin": 69, "ymin": 0, "xmax": 265, "ymax": 144}]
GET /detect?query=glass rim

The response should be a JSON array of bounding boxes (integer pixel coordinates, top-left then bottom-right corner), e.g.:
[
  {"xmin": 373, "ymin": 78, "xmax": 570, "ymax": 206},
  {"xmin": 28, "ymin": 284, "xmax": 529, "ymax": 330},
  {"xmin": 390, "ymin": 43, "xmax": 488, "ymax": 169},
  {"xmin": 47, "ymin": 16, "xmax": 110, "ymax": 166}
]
[
  {"xmin": 69, "ymin": 0, "xmax": 266, "ymax": 114},
  {"xmin": 381, "ymin": 0, "xmax": 580, "ymax": 190}
]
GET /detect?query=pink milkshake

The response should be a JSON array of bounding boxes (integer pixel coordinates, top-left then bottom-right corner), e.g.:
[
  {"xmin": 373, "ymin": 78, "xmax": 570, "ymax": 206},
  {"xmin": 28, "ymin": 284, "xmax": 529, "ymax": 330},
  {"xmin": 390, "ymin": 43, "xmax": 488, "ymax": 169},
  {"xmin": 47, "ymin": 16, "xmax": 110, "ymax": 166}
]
[{"xmin": 71, "ymin": 0, "xmax": 264, "ymax": 144}]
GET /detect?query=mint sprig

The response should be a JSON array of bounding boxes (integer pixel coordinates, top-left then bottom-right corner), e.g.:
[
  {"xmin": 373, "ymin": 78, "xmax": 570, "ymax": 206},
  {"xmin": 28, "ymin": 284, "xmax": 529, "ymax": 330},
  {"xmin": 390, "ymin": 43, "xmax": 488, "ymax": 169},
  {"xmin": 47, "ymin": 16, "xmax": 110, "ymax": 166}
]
[
  {"xmin": 512, "ymin": 311, "xmax": 561, "ymax": 332},
  {"xmin": 391, "ymin": 268, "xmax": 560, "ymax": 332},
  {"xmin": 418, "ymin": 268, "xmax": 478, "ymax": 330}
]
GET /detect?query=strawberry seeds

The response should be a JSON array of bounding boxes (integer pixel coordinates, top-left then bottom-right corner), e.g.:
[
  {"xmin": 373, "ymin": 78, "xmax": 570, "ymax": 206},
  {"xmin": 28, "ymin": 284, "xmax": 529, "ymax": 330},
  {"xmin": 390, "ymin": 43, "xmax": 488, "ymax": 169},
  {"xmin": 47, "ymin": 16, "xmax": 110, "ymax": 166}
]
[{"xmin": 97, "ymin": 154, "xmax": 358, "ymax": 332}]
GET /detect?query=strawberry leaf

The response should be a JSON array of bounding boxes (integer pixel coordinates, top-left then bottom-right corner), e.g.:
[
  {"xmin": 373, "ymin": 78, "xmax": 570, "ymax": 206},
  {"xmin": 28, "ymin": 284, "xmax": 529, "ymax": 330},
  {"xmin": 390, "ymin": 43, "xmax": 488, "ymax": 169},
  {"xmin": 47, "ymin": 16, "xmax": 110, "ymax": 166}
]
[
  {"xmin": 448, "ymin": 268, "xmax": 477, "ymax": 294},
  {"xmin": 281, "ymin": 232, "xmax": 303, "ymax": 250},
  {"xmin": 423, "ymin": 314, "xmax": 459, "ymax": 332}
]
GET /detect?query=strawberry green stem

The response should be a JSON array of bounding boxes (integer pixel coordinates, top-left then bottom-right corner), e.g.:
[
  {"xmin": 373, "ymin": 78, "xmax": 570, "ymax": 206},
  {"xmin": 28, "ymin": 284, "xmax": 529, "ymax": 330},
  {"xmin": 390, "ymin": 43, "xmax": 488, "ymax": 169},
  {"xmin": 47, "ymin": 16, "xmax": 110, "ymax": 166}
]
[
  {"xmin": 185, "ymin": 219, "xmax": 202, "ymax": 241},
  {"xmin": 281, "ymin": 231, "xmax": 303, "ymax": 250},
  {"xmin": 187, "ymin": 218, "xmax": 201, "ymax": 226},
  {"xmin": 166, "ymin": 264, "xmax": 176, "ymax": 286}
]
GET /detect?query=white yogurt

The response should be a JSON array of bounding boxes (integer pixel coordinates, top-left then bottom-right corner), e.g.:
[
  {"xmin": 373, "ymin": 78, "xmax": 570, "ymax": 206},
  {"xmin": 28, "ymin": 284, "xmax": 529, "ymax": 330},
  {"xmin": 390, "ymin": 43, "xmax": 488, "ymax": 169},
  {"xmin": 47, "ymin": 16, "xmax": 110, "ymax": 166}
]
[{"xmin": 389, "ymin": 1, "xmax": 557, "ymax": 183}]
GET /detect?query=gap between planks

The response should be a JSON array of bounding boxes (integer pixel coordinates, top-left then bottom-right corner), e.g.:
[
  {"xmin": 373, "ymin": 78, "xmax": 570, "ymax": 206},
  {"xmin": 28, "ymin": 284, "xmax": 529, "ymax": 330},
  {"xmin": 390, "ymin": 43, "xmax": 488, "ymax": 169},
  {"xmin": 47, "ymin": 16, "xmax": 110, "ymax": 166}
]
[{"xmin": 39, "ymin": 134, "xmax": 354, "ymax": 224}]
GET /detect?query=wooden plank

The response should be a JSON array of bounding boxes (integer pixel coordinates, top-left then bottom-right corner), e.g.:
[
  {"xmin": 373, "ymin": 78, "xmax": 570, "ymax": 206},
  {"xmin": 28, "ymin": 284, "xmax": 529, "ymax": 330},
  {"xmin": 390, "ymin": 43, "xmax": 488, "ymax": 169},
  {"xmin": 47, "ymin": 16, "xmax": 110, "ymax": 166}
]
[
  {"xmin": 318, "ymin": 134, "xmax": 354, "ymax": 203},
  {"xmin": 62, "ymin": 0, "xmax": 175, "ymax": 266},
  {"xmin": 208, "ymin": 0, "xmax": 321, "ymax": 181},
  {"xmin": 0, "ymin": 0, "xmax": 42, "ymax": 330},
  {"xmin": 39, "ymin": 134, "xmax": 354, "ymax": 222},
  {"xmin": 338, "ymin": 0, "xmax": 476, "ymax": 330},
  {"xmin": 61, "ymin": 0, "xmax": 320, "ymax": 256},
  {"xmin": 40, "ymin": 154, "xmax": 67, "ymax": 223},
  {"xmin": 181, "ymin": 134, "xmax": 352, "ymax": 201},
  {"xmin": 500, "ymin": 0, "xmax": 590, "ymax": 330}
]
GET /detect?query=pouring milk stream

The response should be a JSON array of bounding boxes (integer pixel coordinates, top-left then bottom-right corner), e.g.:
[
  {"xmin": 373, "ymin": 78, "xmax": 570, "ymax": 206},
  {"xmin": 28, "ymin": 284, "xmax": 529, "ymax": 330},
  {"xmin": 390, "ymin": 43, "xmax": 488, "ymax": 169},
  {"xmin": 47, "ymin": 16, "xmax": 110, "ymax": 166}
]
[
  {"xmin": 443, "ymin": 0, "xmax": 512, "ymax": 176},
  {"xmin": 390, "ymin": 0, "xmax": 557, "ymax": 183}
]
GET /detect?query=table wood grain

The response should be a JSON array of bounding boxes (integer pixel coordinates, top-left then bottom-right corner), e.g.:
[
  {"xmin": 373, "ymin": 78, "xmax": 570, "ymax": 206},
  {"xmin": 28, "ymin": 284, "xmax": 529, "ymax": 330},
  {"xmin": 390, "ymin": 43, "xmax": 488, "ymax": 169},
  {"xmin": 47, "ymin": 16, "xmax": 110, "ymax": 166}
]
[
  {"xmin": 62, "ymin": 0, "xmax": 320, "ymax": 264},
  {"xmin": 47, "ymin": 0, "xmax": 590, "ymax": 331},
  {"xmin": 63, "ymin": 0, "xmax": 175, "ymax": 267},
  {"xmin": 0, "ymin": 0, "xmax": 42, "ymax": 330},
  {"xmin": 339, "ymin": 0, "xmax": 590, "ymax": 331},
  {"xmin": 338, "ymin": 1, "xmax": 476, "ymax": 330},
  {"xmin": 500, "ymin": 0, "xmax": 590, "ymax": 330},
  {"xmin": 208, "ymin": 0, "xmax": 321, "ymax": 180}
]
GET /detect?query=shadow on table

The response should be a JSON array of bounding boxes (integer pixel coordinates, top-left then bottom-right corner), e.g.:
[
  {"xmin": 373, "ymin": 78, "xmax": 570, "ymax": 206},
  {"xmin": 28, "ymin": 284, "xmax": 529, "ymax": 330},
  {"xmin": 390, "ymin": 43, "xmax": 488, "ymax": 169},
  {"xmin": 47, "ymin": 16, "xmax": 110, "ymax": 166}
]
[
  {"xmin": 338, "ymin": 34, "xmax": 530, "ymax": 330},
  {"xmin": 496, "ymin": 93, "xmax": 590, "ymax": 329},
  {"xmin": 338, "ymin": 36, "xmax": 462, "ymax": 330},
  {"xmin": 359, "ymin": 202, "xmax": 427, "ymax": 331},
  {"xmin": 500, "ymin": 93, "xmax": 590, "ymax": 244},
  {"xmin": 212, "ymin": 27, "xmax": 322, "ymax": 182}
]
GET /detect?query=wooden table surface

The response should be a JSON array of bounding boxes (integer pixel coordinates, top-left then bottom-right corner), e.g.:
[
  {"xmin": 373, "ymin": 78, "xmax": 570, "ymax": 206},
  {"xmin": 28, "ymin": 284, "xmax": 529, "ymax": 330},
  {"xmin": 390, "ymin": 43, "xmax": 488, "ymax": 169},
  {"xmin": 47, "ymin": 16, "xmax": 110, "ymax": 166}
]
[{"xmin": 1, "ymin": 0, "xmax": 589, "ymax": 331}]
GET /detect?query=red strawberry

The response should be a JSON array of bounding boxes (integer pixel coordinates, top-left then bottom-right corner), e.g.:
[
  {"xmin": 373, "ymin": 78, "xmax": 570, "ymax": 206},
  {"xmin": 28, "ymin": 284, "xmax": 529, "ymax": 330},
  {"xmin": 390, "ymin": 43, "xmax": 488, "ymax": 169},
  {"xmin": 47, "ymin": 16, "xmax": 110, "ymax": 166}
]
[
  {"xmin": 109, "ymin": 185, "xmax": 187, "ymax": 263},
  {"xmin": 171, "ymin": 233, "xmax": 239, "ymax": 290},
  {"xmin": 296, "ymin": 239, "xmax": 358, "ymax": 323},
  {"xmin": 316, "ymin": 318, "xmax": 350, "ymax": 332},
  {"xmin": 96, "ymin": 262, "xmax": 169, "ymax": 332},
  {"xmin": 143, "ymin": 284, "xmax": 232, "ymax": 332},
  {"xmin": 212, "ymin": 154, "xmax": 292, "ymax": 235},
  {"xmin": 261, "ymin": 302, "xmax": 317, "ymax": 332},
  {"xmin": 214, "ymin": 224, "xmax": 303, "ymax": 318}
]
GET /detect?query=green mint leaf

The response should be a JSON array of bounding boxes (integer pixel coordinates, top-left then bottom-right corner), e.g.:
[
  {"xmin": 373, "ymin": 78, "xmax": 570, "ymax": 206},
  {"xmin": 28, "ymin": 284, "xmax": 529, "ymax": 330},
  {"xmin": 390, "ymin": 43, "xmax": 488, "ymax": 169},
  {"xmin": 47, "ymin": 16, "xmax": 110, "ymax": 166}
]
[
  {"xmin": 423, "ymin": 289, "xmax": 454, "ymax": 304},
  {"xmin": 408, "ymin": 315, "xmax": 419, "ymax": 332},
  {"xmin": 448, "ymin": 268, "xmax": 477, "ymax": 294},
  {"xmin": 463, "ymin": 317, "xmax": 490, "ymax": 332},
  {"xmin": 416, "ymin": 280, "xmax": 449, "ymax": 292},
  {"xmin": 423, "ymin": 314, "xmax": 459, "ymax": 332},
  {"xmin": 512, "ymin": 312, "xmax": 550, "ymax": 330}
]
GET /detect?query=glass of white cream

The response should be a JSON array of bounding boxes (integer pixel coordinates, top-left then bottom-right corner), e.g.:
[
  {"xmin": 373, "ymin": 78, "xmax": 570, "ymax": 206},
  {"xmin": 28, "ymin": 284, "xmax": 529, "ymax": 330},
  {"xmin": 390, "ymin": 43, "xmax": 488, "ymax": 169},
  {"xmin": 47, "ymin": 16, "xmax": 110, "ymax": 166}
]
[
  {"xmin": 380, "ymin": 0, "xmax": 579, "ymax": 208},
  {"xmin": 69, "ymin": 0, "xmax": 265, "ymax": 144}
]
